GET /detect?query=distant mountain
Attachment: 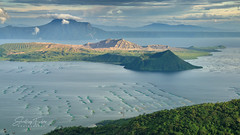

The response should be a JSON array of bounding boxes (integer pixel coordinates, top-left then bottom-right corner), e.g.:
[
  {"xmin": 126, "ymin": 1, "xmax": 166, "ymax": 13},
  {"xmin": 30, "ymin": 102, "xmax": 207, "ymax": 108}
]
[
  {"xmin": 138, "ymin": 23, "xmax": 218, "ymax": 32},
  {"xmin": 94, "ymin": 23, "xmax": 218, "ymax": 32},
  {"xmin": 92, "ymin": 24, "xmax": 134, "ymax": 31},
  {"xmin": 38, "ymin": 19, "xmax": 107, "ymax": 40},
  {"xmin": 84, "ymin": 39, "xmax": 142, "ymax": 49},
  {"xmin": 0, "ymin": 19, "xmax": 107, "ymax": 40},
  {"xmin": 124, "ymin": 50, "xmax": 202, "ymax": 72},
  {"xmin": 0, "ymin": 20, "xmax": 235, "ymax": 40}
]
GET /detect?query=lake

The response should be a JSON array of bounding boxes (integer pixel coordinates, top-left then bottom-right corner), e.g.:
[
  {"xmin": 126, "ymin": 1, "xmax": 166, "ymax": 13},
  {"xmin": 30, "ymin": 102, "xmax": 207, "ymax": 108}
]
[{"xmin": 0, "ymin": 38, "xmax": 240, "ymax": 135}]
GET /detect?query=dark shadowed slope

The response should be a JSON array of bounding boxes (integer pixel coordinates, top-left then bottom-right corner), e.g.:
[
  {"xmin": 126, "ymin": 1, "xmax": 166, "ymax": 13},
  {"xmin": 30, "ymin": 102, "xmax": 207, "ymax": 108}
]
[{"xmin": 124, "ymin": 50, "xmax": 202, "ymax": 72}]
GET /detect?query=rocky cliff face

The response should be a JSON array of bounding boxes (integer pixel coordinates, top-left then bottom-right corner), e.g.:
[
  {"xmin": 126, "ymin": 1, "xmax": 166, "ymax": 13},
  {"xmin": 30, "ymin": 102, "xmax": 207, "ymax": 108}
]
[{"xmin": 84, "ymin": 39, "xmax": 142, "ymax": 49}]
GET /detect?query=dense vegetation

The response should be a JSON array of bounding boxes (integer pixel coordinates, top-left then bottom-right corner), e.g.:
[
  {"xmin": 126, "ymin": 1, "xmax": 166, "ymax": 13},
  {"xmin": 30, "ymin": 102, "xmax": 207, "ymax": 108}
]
[
  {"xmin": 84, "ymin": 53, "xmax": 141, "ymax": 65},
  {"xmin": 0, "ymin": 48, "xmax": 6, "ymax": 57},
  {"xmin": 46, "ymin": 99, "xmax": 240, "ymax": 135}
]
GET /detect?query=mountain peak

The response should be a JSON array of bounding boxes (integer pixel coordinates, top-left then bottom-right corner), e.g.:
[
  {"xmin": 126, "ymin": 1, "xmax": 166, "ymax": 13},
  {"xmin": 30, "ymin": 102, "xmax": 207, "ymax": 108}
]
[
  {"xmin": 150, "ymin": 50, "xmax": 173, "ymax": 58},
  {"xmin": 125, "ymin": 50, "xmax": 202, "ymax": 72},
  {"xmin": 48, "ymin": 19, "xmax": 81, "ymax": 25},
  {"xmin": 84, "ymin": 39, "xmax": 142, "ymax": 49},
  {"xmin": 138, "ymin": 23, "xmax": 212, "ymax": 32},
  {"xmin": 33, "ymin": 19, "xmax": 106, "ymax": 40}
]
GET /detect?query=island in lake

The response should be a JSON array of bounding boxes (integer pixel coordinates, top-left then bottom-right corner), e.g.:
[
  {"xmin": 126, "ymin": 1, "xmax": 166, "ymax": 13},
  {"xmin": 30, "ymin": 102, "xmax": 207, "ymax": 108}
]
[{"xmin": 0, "ymin": 39, "xmax": 225, "ymax": 72}]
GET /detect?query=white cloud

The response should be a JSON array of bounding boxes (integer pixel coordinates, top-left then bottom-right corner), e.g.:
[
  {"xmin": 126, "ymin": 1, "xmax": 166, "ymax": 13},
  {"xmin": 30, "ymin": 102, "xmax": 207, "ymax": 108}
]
[
  {"xmin": 0, "ymin": 8, "xmax": 9, "ymax": 24},
  {"xmin": 107, "ymin": 9, "xmax": 123, "ymax": 15},
  {"xmin": 39, "ymin": 13, "xmax": 82, "ymax": 21},
  {"xmin": 32, "ymin": 27, "xmax": 40, "ymax": 35},
  {"xmin": 116, "ymin": 10, "xmax": 122, "ymax": 14},
  {"xmin": 62, "ymin": 19, "xmax": 69, "ymax": 24},
  {"xmin": 107, "ymin": 10, "xmax": 114, "ymax": 15}
]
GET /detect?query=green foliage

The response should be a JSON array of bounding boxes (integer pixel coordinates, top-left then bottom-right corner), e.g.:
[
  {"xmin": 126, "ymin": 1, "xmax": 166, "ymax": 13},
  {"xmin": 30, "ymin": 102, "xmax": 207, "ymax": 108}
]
[
  {"xmin": 96, "ymin": 118, "xmax": 132, "ymax": 127},
  {"xmin": 173, "ymin": 50, "xmax": 210, "ymax": 60},
  {"xmin": 84, "ymin": 53, "xmax": 140, "ymax": 65},
  {"xmin": 46, "ymin": 99, "xmax": 240, "ymax": 135},
  {"xmin": 6, "ymin": 51, "xmax": 90, "ymax": 62},
  {"xmin": 0, "ymin": 47, "xmax": 6, "ymax": 57},
  {"xmin": 173, "ymin": 45, "xmax": 226, "ymax": 60},
  {"xmin": 0, "ymin": 43, "xmax": 46, "ymax": 53}
]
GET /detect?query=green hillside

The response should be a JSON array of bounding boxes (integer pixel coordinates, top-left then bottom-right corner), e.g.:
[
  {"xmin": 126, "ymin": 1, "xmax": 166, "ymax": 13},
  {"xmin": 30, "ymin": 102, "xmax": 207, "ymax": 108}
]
[
  {"xmin": 46, "ymin": 99, "xmax": 240, "ymax": 135},
  {"xmin": 124, "ymin": 50, "xmax": 202, "ymax": 72},
  {"xmin": 0, "ymin": 43, "xmax": 46, "ymax": 53},
  {"xmin": 84, "ymin": 53, "xmax": 141, "ymax": 65}
]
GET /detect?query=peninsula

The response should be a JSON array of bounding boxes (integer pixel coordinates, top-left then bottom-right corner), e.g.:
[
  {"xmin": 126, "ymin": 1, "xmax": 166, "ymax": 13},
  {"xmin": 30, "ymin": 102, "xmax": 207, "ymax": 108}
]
[{"xmin": 0, "ymin": 39, "xmax": 224, "ymax": 72}]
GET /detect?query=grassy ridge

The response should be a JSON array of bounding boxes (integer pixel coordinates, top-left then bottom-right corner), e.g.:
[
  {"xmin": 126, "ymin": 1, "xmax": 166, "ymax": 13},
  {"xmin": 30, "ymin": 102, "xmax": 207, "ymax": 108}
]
[
  {"xmin": 174, "ymin": 45, "xmax": 226, "ymax": 59},
  {"xmin": 45, "ymin": 99, "xmax": 240, "ymax": 135}
]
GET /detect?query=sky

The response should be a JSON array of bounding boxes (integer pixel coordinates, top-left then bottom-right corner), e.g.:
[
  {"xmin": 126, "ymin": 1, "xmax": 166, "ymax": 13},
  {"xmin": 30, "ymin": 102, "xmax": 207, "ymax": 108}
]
[{"xmin": 0, "ymin": 0, "xmax": 240, "ymax": 30}]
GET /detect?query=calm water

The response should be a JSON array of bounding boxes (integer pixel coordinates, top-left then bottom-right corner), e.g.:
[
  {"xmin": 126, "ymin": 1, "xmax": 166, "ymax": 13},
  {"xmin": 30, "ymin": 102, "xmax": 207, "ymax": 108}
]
[{"xmin": 0, "ymin": 38, "xmax": 240, "ymax": 135}]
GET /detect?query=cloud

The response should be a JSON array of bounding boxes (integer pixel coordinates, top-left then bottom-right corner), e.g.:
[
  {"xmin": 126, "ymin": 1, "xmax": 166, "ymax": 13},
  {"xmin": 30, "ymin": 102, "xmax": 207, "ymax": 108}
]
[
  {"xmin": 207, "ymin": 0, "xmax": 231, "ymax": 3},
  {"xmin": 10, "ymin": 0, "xmax": 208, "ymax": 6},
  {"xmin": 107, "ymin": 9, "xmax": 123, "ymax": 15},
  {"xmin": 32, "ymin": 27, "xmax": 40, "ymax": 35},
  {"xmin": 39, "ymin": 14, "xmax": 82, "ymax": 21},
  {"xmin": 62, "ymin": 19, "xmax": 69, "ymax": 24},
  {"xmin": 116, "ymin": 10, "xmax": 122, "ymax": 14},
  {"xmin": 12, "ymin": 0, "xmax": 169, "ymax": 6},
  {"xmin": 0, "ymin": 8, "xmax": 9, "ymax": 24},
  {"xmin": 12, "ymin": 0, "xmax": 234, "ymax": 6},
  {"xmin": 204, "ymin": 3, "xmax": 240, "ymax": 10},
  {"xmin": 5, "ymin": 0, "xmax": 239, "ymax": 29}
]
